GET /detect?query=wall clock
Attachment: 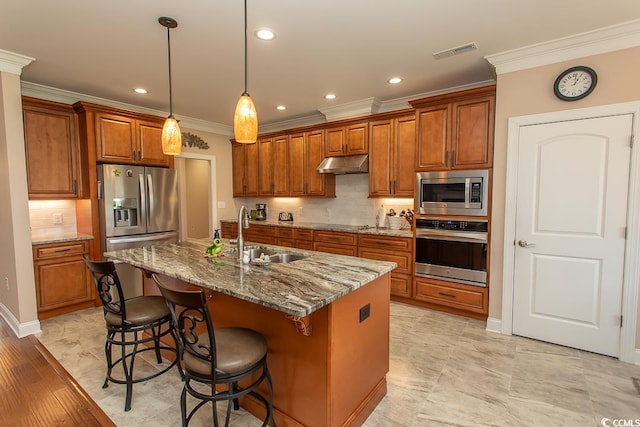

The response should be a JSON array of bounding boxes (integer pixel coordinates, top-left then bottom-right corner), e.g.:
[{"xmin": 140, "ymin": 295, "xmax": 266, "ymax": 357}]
[{"xmin": 553, "ymin": 66, "xmax": 597, "ymax": 101}]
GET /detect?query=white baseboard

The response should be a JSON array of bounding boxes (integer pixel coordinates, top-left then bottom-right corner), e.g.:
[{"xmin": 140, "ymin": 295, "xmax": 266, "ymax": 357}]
[
  {"xmin": 486, "ymin": 317, "xmax": 502, "ymax": 334},
  {"xmin": 0, "ymin": 302, "xmax": 41, "ymax": 338},
  {"xmin": 635, "ymin": 349, "xmax": 640, "ymax": 365}
]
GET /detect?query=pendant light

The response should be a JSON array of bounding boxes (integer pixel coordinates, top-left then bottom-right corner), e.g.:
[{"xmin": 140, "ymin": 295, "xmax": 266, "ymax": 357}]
[
  {"xmin": 159, "ymin": 16, "xmax": 182, "ymax": 155},
  {"xmin": 233, "ymin": 0, "xmax": 258, "ymax": 143}
]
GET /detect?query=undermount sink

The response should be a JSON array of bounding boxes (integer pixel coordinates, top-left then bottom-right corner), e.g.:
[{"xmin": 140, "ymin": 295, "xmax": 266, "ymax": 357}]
[
  {"xmin": 246, "ymin": 247, "xmax": 279, "ymax": 259},
  {"xmin": 268, "ymin": 253, "xmax": 305, "ymax": 263}
]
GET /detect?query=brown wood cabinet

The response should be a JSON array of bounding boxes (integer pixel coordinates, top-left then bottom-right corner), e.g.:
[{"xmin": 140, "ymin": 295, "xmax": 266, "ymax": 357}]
[
  {"xmin": 411, "ymin": 86, "xmax": 495, "ymax": 171},
  {"xmin": 73, "ymin": 102, "xmax": 171, "ymax": 167},
  {"xmin": 358, "ymin": 234, "xmax": 413, "ymax": 298},
  {"xmin": 232, "ymin": 142, "xmax": 259, "ymax": 197},
  {"xmin": 414, "ymin": 277, "xmax": 487, "ymax": 318},
  {"xmin": 313, "ymin": 230, "xmax": 358, "ymax": 256},
  {"xmin": 258, "ymin": 136, "xmax": 290, "ymax": 196},
  {"xmin": 369, "ymin": 114, "xmax": 415, "ymax": 197},
  {"xmin": 325, "ymin": 122, "xmax": 368, "ymax": 157},
  {"xmin": 220, "ymin": 221, "xmax": 238, "ymax": 239},
  {"xmin": 33, "ymin": 240, "xmax": 95, "ymax": 319},
  {"xmin": 22, "ymin": 97, "xmax": 85, "ymax": 198},
  {"xmin": 290, "ymin": 130, "xmax": 335, "ymax": 197},
  {"xmin": 244, "ymin": 224, "xmax": 277, "ymax": 245}
]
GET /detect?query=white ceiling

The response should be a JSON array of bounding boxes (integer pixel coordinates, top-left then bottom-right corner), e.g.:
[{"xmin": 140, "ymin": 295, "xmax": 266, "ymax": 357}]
[{"xmin": 2, "ymin": 1, "xmax": 639, "ymax": 132}]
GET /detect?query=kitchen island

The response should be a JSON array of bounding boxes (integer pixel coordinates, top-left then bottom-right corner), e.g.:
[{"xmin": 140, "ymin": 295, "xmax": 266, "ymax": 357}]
[{"xmin": 105, "ymin": 239, "xmax": 396, "ymax": 427}]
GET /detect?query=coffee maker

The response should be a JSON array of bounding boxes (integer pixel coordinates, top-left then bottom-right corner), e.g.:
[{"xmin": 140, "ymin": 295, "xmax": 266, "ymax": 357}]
[{"xmin": 256, "ymin": 203, "xmax": 267, "ymax": 220}]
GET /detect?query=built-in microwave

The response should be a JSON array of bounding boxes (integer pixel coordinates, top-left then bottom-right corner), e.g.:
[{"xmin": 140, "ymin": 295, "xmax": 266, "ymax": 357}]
[{"xmin": 416, "ymin": 169, "xmax": 489, "ymax": 216}]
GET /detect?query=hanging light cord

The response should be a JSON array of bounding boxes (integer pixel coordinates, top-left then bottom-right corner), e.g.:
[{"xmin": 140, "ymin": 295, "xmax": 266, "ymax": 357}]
[
  {"xmin": 243, "ymin": 0, "xmax": 249, "ymax": 96},
  {"xmin": 166, "ymin": 25, "xmax": 174, "ymax": 117}
]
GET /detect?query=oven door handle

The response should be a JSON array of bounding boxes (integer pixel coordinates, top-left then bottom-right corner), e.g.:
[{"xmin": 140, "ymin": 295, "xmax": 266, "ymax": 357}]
[{"xmin": 416, "ymin": 230, "xmax": 487, "ymax": 244}]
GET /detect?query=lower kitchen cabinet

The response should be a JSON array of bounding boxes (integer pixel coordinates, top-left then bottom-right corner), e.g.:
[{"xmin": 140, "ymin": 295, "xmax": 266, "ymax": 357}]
[
  {"xmin": 220, "ymin": 222, "xmax": 238, "ymax": 239},
  {"xmin": 414, "ymin": 277, "xmax": 487, "ymax": 319},
  {"xmin": 33, "ymin": 240, "xmax": 95, "ymax": 319},
  {"xmin": 244, "ymin": 224, "xmax": 277, "ymax": 245},
  {"xmin": 276, "ymin": 227, "xmax": 294, "ymax": 247},
  {"xmin": 313, "ymin": 231, "xmax": 358, "ymax": 256},
  {"xmin": 358, "ymin": 234, "xmax": 413, "ymax": 298},
  {"xmin": 293, "ymin": 228, "xmax": 314, "ymax": 250}
]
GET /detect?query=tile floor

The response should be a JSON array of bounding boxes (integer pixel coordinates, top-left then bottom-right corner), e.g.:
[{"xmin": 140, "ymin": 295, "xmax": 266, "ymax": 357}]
[{"xmin": 37, "ymin": 303, "xmax": 640, "ymax": 426}]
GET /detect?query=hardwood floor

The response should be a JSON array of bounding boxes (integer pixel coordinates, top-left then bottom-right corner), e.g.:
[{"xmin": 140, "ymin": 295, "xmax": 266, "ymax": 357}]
[{"xmin": 0, "ymin": 316, "xmax": 114, "ymax": 426}]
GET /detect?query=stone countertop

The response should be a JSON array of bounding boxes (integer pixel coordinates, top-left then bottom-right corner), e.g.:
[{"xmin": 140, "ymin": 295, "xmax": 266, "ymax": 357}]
[
  {"xmin": 32, "ymin": 233, "xmax": 94, "ymax": 245},
  {"xmin": 105, "ymin": 239, "xmax": 396, "ymax": 318},
  {"xmin": 220, "ymin": 219, "xmax": 413, "ymax": 238}
]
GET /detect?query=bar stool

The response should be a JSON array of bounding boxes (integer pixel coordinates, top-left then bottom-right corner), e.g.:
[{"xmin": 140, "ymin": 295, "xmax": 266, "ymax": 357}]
[
  {"xmin": 83, "ymin": 255, "xmax": 181, "ymax": 411},
  {"xmin": 152, "ymin": 275, "xmax": 276, "ymax": 427}
]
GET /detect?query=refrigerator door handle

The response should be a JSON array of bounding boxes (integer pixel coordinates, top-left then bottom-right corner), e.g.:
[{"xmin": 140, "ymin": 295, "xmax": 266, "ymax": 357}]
[
  {"xmin": 147, "ymin": 174, "xmax": 154, "ymax": 225},
  {"xmin": 139, "ymin": 173, "xmax": 147, "ymax": 227}
]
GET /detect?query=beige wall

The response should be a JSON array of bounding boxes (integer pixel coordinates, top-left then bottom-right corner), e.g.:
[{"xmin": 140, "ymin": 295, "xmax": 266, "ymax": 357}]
[
  {"xmin": 491, "ymin": 46, "xmax": 640, "ymax": 347},
  {"xmin": 180, "ymin": 128, "xmax": 235, "ymax": 226},
  {"xmin": 184, "ymin": 158, "xmax": 210, "ymax": 238},
  {"xmin": 0, "ymin": 71, "xmax": 37, "ymax": 330}
]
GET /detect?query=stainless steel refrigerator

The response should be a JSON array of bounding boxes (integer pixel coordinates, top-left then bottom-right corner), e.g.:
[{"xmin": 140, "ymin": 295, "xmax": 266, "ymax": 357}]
[{"xmin": 98, "ymin": 164, "xmax": 179, "ymax": 298}]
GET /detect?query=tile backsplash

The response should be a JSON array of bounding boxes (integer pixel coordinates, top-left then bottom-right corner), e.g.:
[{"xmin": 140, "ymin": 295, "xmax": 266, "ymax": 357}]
[
  {"xmin": 233, "ymin": 174, "xmax": 414, "ymax": 227},
  {"xmin": 28, "ymin": 200, "xmax": 77, "ymax": 237}
]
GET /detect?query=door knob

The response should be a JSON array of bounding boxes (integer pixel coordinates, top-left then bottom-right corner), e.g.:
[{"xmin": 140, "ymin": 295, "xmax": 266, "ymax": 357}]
[{"xmin": 518, "ymin": 240, "xmax": 536, "ymax": 248}]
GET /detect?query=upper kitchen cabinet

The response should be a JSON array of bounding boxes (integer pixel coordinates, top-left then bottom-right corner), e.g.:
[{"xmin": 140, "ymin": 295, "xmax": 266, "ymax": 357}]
[
  {"xmin": 290, "ymin": 130, "xmax": 335, "ymax": 197},
  {"xmin": 232, "ymin": 141, "xmax": 259, "ymax": 197},
  {"xmin": 257, "ymin": 136, "xmax": 273, "ymax": 196},
  {"xmin": 22, "ymin": 97, "xmax": 86, "ymax": 198},
  {"xmin": 258, "ymin": 135, "xmax": 290, "ymax": 196},
  {"xmin": 73, "ymin": 102, "xmax": 171, "ymax": 167},
  {"xmin": 369, "ymin": 114, "xmax": 415, "ymax": 198},
  {"xmin": 411, "ymin": 86, "xmax": 495, "ymax": 171},
  {"xmin": 325, "ymin": 122, "xmax": 368, "ymax": 157}
]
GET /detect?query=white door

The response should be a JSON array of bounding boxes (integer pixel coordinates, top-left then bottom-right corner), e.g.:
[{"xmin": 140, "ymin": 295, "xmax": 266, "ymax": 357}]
[{"xmin": 512, "ymin": 114, "xmax": 632, "ymax": 357}]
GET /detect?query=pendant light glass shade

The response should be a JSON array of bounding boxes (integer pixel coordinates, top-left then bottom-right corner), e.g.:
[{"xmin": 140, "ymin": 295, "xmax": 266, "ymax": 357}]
[
  {"xmin": 233, "ymin": 0, "xmax": 258, "ymax": 144},
  {"xmin": 159, "ymin": 16, "xmax": 182, "ymax": 155},
  {"xmin": 233, "ymin": 93, "xmax": 258, "ymax": 143},
  {"xmin": 162, "ymin": 115, "xmax": 182, "ymax": 155}
]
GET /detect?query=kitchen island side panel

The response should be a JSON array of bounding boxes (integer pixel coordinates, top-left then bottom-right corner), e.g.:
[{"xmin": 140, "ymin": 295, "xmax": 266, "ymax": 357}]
[{"xmin": 149, "ymin": 273, "xmax": 390, "ymax": 427}]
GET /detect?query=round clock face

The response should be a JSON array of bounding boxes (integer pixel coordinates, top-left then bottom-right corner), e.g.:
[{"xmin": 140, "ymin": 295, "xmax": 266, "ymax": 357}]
[{"xmin": 554, "ymin": 66, "xmax": 597, "ymax": 101}]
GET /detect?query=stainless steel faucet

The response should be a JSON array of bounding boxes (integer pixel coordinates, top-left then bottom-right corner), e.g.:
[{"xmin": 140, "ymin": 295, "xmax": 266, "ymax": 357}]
[{"xmin": 237, "ymin": 205, "xmax": 250, "ymax": 260}]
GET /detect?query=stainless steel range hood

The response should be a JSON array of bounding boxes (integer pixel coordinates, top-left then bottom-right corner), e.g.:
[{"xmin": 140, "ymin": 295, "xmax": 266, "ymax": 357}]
[{"xmin": 316, "ymin": 154, "xmax": 369, "ymax": 174}]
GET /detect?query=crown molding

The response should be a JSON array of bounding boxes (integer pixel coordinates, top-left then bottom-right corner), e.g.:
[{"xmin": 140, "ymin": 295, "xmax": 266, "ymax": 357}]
[
  {"xmin": 318, "ymin": 97, "xmax": 382, "ymax": 121},
  {"xmin": 485, "ymin": 19, "xmax": 640, "ymax": 74},
  {"xmin": 0, "ymin": 49, "xmax": 35, "ymax": 75},
  {"xmin": 259, "ymin": 112, "xmax": 327, "ymax": 134},
  {"xmin": 20, "ymin": 81, "xmax": 232, "ymax": 136}
]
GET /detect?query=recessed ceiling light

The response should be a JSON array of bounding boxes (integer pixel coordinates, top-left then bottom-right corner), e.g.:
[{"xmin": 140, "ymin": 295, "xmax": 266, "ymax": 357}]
[
  {"xmin": 276, "ymin": 105, "xmax": 286, "ymax": 111},
  {"xmin": 388, "ymin": 77, "xmax": 402, "ymax": 84},
  {"xmin": 255, "ymin": 29, "xmax": 275, "ymax": 40},
  {"xmin": 134, "ymin": 88, "xmax": 148, "ymax": 94},
  {"xmin": 325, "ymin": 94, "xmax": 336, "ymax": 100}
]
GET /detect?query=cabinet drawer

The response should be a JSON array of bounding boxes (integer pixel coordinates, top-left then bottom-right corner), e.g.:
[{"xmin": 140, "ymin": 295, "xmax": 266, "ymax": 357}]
[
  {"xmin": 220, "ymin": 222, "xmax": 238, "ymax": 239},
  {"xmin": 358, "ymin": 235, "xmax": 412, "ymax": 251},
  {"xmin": 414, "ymin": 278, "xmax": 485, "ymax": 313},
  {"xmin": 314, "ymin": 230, "xmax": 357, "ymax": 246},
  {"xmin": 34, "ymin": 242, "xmax": 87, "ymax": 260},
  {"xmin": 313, "ymin": 242, "xmax": 357, "ymax": 257},
  {"xmin": 391, "ymin": 273, "xmax": 412, "ymax": 298},
  {"xmin": 295, "ymin": 240, "xmax": 314, "ymax": 251},
  {"xmin": 357, "ymin": 247, "xmax": 411, "ymax": 275},
  {"xmin": 277, "ymin": 227, "xmax": 294, "ymax": 238},
  {"xmin": 293, "ymin": 229, "xmax": 314, "ymax": 241},
  {"xmin": 277, "ymin": 238, "xmax": 294, "ymax": 248},
  {"xmin": 248, "ymin": 224, "xmax": 276, "ymax": 236}
]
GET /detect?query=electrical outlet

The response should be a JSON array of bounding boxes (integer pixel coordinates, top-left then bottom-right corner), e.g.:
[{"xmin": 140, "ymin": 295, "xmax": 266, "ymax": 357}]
[
  {"xmin": 298, "ymin": 206, "xmax": 303, "ymax": 216},
  {"xmin": 4, "ymin": 277, "xmax": 9, "ymax": 291},
  {"xmin": 52, "ymin": 212, "xmax": 63, "ymax": 225},
  {"xmin": 324, "ymin": 208, "xmax": 331, "ymax": 218},
  {"xmin": 359, "ymin": 303, "xmax": 370, "ymax": 323},
  {"xmin": 217, "ymin": 201, "xmax": 226, "ymax": 209}
]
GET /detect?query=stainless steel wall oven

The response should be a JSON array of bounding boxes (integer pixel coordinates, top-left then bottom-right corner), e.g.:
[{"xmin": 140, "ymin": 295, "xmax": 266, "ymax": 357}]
[{"xmin": 415, "ymin": 218, "xmax": 488, "ymax": 287}]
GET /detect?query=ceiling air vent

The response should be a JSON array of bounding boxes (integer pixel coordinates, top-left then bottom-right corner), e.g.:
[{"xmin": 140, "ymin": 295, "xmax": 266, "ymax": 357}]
[{"xmin": 432, "ymin": 42, "xmax": 478, "ymax": 59}]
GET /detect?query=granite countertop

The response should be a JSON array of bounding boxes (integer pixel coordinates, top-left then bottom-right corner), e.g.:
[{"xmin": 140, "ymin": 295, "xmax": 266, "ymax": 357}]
[
  {"xmin": 220, "ymin": 219, "xmax": 413, "ymax": 238},
  {"xmin": 32, "ymin": 233, "xmax": 94, "ymax": 245},
  {"xmin": 105, "ymin": 238, "xmax": 396, "ymax": 317}
]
